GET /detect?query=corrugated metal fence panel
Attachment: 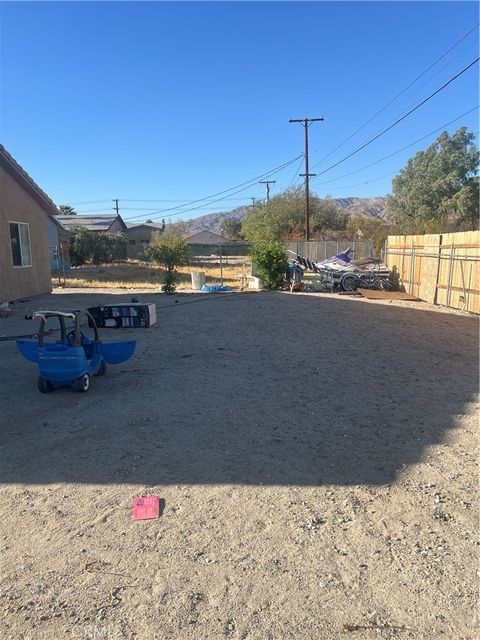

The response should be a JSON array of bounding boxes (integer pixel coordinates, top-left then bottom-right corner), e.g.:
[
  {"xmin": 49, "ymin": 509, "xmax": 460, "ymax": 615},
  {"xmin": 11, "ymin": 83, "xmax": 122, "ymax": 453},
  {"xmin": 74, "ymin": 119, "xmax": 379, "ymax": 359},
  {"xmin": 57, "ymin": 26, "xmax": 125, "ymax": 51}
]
[
  {"xmin": 385, "ymin": 230, "xmax": 480, "ymax": 313},
  {"xmin": 285, "ymin": 240, "xmax": 374, "ymax": 261}
]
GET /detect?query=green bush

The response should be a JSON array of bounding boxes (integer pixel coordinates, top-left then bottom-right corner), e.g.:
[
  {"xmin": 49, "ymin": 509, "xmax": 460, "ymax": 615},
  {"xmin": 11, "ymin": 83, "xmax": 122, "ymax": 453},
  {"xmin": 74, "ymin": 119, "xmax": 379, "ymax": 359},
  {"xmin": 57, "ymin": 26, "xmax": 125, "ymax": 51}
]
[
  {"xmin": 69, "ymin": 227, "xmax": 127, "ymax": 266},
  {"xmin": 147, "ymin": 235, "xmax": 190, "ymax": 294},
  {"xmin": 250, "ymin": 242, "xmax": 288, "ymax": 290}
]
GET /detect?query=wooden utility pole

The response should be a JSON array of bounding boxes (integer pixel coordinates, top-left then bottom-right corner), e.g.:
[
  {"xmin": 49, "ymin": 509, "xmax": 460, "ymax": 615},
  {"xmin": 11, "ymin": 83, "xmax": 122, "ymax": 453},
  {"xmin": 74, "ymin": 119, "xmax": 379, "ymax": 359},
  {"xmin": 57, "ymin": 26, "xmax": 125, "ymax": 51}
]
[
  {"xmin": 289, "ymin": 117, "xmax": 324, "ymax": 240},
  {"xmin": 250, "ymin": 196, "xmax": 256, "ymax": 207},
  {"xmin": 113, "ymin": 198, "xmax": 120, "ymax": 215},
  {"xmin": 259, "ymin": 179, "xmax": 276, "ymax": 201}
]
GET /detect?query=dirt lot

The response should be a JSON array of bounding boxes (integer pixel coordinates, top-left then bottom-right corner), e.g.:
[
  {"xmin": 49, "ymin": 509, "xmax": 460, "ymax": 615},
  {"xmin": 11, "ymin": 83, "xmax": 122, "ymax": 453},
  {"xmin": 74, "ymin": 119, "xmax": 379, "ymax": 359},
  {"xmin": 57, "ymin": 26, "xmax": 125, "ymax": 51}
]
[{"xmin": 0, "ymin": 290, "xmax": 478, "ymax": 640}]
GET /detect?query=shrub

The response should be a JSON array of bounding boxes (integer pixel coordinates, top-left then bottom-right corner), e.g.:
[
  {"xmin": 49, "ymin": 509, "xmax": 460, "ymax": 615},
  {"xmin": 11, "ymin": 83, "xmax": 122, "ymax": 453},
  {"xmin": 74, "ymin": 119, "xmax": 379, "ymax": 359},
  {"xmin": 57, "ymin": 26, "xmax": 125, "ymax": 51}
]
[
  {"xmin": 69, "ymin": 227, "xmax": 127, "ymax": 266},
  {"xmin": 250, "ymin": 241, "xmax": 288, "ymax": 290},
  {"xmin": 147, "ymin": 235, "xmax": 190, "ymax": 294}
]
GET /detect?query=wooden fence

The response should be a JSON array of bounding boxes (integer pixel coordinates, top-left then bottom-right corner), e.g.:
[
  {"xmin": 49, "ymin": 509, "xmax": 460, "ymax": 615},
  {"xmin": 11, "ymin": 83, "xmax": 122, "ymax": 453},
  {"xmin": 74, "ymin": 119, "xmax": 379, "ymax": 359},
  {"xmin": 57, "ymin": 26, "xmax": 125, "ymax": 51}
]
[{"xmin": 384, "ymin": 231, "xmax": 480, "ymax": 314}]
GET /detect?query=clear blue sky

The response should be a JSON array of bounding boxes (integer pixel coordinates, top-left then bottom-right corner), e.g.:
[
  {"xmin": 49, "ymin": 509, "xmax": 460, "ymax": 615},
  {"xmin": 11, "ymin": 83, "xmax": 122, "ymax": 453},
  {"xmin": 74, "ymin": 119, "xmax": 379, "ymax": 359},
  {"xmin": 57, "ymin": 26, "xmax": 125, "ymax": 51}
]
[{"xmin": 1, "ymin": 1, "xmax": 478, "ymax": 223}]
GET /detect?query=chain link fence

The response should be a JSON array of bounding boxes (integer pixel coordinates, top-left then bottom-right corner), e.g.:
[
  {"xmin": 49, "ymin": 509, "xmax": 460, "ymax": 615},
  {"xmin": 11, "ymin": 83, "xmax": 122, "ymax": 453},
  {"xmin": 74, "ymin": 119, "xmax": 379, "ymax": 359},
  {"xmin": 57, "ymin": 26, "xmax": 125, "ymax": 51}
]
[
  {"xmin": 285, "ymin": 239, "xmax": 375, "ymax": 262},
  {"xmin": 51, "ymin": 235, "xmax": 375, "ymax": 290},
  {"xmin": 51, "ymin": 235, "xmax": 252, "ymax": 290}
]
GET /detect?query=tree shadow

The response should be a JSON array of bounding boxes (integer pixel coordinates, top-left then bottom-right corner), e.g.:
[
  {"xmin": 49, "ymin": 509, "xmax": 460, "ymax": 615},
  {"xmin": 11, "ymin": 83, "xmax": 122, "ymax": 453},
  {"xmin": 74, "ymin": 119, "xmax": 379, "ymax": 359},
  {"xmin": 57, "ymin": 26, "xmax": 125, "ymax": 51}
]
[
  {"xmin": 389, "ymin": 265, "xmax": 404, "ymax": 291},
  {"xmin": 0, "ymin": 291, "xmax": 477, "ymax": 486}
]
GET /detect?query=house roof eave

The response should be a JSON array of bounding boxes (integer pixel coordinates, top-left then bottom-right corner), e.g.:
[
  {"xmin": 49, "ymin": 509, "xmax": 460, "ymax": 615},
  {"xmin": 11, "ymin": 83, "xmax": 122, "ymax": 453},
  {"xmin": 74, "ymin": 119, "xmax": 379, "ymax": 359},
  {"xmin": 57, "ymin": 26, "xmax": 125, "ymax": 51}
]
[{"xmin": 0, "ymin": 145, "xmax": 59, "ymax": 217}]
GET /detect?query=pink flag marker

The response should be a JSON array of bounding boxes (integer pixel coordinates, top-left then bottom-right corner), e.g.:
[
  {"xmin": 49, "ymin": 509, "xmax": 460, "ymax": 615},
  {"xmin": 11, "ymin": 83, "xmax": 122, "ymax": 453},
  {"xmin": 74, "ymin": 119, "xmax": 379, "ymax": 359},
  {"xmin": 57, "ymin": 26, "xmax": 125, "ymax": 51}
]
[{"xmin": 132, "ymin": 496, "xmax": 160, "ymax": 520}]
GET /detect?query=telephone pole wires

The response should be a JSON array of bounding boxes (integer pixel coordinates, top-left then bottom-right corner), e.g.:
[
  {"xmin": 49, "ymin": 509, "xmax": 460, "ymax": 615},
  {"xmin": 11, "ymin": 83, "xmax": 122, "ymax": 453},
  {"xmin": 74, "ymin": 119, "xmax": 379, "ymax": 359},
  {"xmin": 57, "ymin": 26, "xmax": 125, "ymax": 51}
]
[
  {"xmin": 259, "ymin": 179, "xmax": 276, "ymax": 201},
  {"xmin": 289, "ymin": 117, "xmax": 324, "ymax": 240}
]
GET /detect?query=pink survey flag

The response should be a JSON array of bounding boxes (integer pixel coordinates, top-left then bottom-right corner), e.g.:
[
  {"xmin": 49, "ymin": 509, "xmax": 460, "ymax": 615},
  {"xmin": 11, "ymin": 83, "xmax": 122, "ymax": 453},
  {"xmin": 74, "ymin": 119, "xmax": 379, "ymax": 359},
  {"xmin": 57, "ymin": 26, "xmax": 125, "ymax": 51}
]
[{"xmin": 132, "ymin": 496, "xmax": 160, "ymax": 520}]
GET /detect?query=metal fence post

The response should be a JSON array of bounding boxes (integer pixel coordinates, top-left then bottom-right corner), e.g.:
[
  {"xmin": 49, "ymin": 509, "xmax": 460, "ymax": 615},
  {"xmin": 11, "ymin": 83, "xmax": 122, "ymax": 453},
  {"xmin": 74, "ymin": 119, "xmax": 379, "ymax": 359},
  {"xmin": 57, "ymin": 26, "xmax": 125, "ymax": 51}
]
[
  {"xmin": 408, "ymin": 242, "xmax": 415, "ymax": 295},
  {"xmin": 446, "ymin": 244, "xmax": 455, "ymax": 308},
  {"xmin": 219, "ymin": 244, "xmax": 223, "ymax": 286}
]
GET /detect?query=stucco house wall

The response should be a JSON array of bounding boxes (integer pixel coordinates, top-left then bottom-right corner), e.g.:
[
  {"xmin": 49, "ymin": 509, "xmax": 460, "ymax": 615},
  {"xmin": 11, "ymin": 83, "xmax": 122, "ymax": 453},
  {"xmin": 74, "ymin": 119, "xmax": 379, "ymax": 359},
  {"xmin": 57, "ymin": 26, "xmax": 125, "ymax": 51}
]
[
  {"xmin": 126, "ymin": 224, "xmax": 164, "ymax": 258},
  {"xmin": 0, "ymin": 159, "xmax": 53, "ymax": 302},
  {"xmin": 108, "ymin": 218, "xmax": 126, "ymax": 233}
]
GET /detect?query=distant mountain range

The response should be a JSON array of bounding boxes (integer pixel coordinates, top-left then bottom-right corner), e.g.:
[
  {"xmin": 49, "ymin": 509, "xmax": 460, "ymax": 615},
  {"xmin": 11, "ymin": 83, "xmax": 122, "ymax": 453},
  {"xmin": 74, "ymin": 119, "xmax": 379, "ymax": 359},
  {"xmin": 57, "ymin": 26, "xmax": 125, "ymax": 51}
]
[{"xmin": 181, "ymin": 197, "xmax": 388, "ymax": 235}]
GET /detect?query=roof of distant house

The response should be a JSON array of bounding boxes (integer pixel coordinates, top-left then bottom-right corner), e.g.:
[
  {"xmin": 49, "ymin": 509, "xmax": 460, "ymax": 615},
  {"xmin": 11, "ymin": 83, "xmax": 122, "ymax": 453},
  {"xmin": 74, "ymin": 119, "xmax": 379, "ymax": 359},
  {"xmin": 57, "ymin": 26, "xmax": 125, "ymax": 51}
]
[
  {"xmin": 0, "ymin": 144, "xmax": 59, "ymax": 216},
  {"xmin": 182, "ymin": 230, "xmax": 231, "ymax": 243},
  {"xmin": 56, "ymin": 214, "xmax": 127, "ymax": 231},
  {"xmin": 49, "ymin": 215, "xmax": 69, "ymax": 232},
  {"xmin": 126, "ymin": 222, "xmax": 165, "ymax": 230}
]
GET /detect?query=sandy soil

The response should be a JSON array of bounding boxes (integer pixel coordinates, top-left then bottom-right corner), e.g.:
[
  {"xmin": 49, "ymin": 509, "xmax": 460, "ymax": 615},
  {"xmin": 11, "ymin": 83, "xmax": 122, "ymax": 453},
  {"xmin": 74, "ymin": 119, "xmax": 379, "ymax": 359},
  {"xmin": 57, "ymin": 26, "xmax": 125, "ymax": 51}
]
[{"xmin": 0, "ymin": 290, "xmax": 478, "ymax": 640}]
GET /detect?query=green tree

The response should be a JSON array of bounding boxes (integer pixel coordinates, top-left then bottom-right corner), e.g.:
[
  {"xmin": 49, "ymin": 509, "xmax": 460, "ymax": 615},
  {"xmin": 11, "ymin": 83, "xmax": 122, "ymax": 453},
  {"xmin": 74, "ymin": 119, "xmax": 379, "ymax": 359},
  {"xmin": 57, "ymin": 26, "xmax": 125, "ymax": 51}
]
[
  {"xmin": 241, "ymin": 189, "xmax": 347, "ymax": 242},
  {"xmin": 250, "ymin": 242, "xmax": 288, "ymax": 290},
  {"xmin": 311, "ymin": 196, "xmax": 349, "ymax": 239},
  {"xmin": 147, "ymin": 235, "xmax": 190, "ymax": 294},
  {"xmin": 387, "ymin": 128, "xmax": 479, "ymax": 233},
  {"xmin": 220, "ymin": 219, "xmax": 244, "ymax": 241},
  {"xmin": 346, "ymin": 216, "xmax": 399, "ymax": 255},
  {"xmin": 69, "ymin": 228, "xmax": 127, "ymax": 265},
  {"xmin": 58, "ymin": 204, "xmax": 77, "ymax": 215}
]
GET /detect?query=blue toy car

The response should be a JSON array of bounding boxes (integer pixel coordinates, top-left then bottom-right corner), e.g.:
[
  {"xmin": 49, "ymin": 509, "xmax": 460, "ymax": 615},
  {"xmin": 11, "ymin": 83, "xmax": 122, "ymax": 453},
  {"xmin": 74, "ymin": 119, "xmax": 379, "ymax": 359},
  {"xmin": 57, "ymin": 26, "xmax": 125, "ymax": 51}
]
[{"xmin": 16, "ymin": 309, "xmax": 136, "ymax": 393}]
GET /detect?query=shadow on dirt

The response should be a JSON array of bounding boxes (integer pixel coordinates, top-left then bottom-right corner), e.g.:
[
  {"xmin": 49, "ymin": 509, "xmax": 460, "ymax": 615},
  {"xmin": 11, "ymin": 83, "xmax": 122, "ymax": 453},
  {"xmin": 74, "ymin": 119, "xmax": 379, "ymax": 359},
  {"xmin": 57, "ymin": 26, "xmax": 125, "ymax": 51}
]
[{"xmin": 1, "ymin": 291, "xmax": 478, "ymax": 486}]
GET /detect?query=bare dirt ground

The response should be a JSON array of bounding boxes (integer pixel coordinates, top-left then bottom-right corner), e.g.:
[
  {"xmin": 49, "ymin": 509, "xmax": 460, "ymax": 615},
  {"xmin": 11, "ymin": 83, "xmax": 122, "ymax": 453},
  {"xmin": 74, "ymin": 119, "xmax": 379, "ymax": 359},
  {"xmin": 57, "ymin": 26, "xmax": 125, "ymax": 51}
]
[{"xmin": 0, "ymin": 289, "xmax": 478, "ymax": 640}]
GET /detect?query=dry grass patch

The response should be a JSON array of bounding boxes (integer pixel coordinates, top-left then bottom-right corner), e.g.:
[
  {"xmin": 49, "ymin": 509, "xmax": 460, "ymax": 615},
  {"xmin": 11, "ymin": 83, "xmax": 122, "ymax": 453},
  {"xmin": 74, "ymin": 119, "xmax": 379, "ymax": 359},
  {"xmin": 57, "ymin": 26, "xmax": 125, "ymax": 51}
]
[{"xmin": 55, "ymin": 260, "xmax": 251, "ymax": 290}]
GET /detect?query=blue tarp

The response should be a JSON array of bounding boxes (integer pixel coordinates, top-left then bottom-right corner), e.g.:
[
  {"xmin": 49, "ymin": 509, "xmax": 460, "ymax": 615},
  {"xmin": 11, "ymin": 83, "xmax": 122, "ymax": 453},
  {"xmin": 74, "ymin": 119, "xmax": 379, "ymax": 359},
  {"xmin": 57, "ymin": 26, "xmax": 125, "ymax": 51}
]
[{"xmin": 201, "ymin": 285, "xmax": 232, "ymax": 293}]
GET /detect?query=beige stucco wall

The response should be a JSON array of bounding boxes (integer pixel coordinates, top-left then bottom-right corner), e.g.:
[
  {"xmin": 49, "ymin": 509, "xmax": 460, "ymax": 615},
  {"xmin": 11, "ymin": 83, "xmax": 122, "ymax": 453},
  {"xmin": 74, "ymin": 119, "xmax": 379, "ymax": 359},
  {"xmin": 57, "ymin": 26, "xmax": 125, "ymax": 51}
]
[
  {"xmin": 109, "ymin": 218, "xmax": 126, "ymax": 233},
  {"xmin": 0, "ymin": 166, "xmax": 52, "ymax": 301},
  {"xmin": 126, "ymin": 226, "xmax": 162, "ymax": 258}
]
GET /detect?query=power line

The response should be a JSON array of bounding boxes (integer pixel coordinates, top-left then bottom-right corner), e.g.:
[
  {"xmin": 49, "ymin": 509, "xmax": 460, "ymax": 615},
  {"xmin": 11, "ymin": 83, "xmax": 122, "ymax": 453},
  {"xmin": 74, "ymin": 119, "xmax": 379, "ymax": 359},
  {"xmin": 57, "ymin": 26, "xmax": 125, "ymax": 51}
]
[
  {"xmin": 323, "ymin": 171, "xmax": 398, "ymax": 192},
  {"xmin": 285, "ymin": 156, "xmax": 306, "ymax": 190},
  {"xmin": 314, "ymin": 57, "xmax": 479, "ymax": 179},
  {"xmin": 122, "ymin": 154, "xmax": 303, "ymax": 222},
  {"xmin": 334, "ymin": 128, "xmax": 479, "ymax": 191},
  {"xmin": 119, "ymin": 197, "xmax": 253, "ymax": 203},
  {"xmin": 312, "ymin": 22, "xmax": 479, "ymax": 168},
  {"xmin": 119, "ymin": 200, "xmax": 252, "ymax": 211},
  {"xmin": 313, "ymin": 106, "xmax": 480, "ymax": 187},
  {"xmin": 67, "ymin": 199, "xmax": 112, "ymax": 206}
]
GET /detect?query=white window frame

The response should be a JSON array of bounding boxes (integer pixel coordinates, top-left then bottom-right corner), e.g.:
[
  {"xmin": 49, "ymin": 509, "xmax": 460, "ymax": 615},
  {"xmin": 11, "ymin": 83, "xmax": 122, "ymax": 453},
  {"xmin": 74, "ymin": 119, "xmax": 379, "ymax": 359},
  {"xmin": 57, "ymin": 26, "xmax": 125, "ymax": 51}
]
[{"xmin": 9, "ymin": 221, "xmax": 32, "ymax": 268}]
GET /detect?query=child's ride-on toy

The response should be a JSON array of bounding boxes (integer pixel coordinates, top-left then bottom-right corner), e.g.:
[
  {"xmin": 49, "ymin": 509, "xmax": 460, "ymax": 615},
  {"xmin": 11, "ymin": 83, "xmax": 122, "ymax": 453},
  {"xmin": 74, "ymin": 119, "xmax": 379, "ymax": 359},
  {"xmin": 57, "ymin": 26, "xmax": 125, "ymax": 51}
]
[{"xmin": 16, "ymin": 309, "xmax": 136, "ymax": 393}]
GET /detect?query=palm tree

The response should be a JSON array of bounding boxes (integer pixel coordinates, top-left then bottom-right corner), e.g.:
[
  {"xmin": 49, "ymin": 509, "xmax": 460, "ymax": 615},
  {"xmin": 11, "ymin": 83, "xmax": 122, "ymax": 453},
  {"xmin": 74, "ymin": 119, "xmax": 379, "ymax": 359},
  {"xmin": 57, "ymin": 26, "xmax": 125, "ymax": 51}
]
[{"xmin": 58, "ymin": 204, "xmax": 77, "ymax": 215}]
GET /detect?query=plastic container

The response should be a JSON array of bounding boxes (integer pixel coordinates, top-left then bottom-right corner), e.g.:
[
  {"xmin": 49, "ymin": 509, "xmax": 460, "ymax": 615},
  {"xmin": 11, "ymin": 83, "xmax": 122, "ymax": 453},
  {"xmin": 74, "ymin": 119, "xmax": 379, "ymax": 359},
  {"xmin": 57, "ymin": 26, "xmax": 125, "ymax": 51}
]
[{"xmin": 191, "ymin": 272, "xmax": 206, "ymax": 290}]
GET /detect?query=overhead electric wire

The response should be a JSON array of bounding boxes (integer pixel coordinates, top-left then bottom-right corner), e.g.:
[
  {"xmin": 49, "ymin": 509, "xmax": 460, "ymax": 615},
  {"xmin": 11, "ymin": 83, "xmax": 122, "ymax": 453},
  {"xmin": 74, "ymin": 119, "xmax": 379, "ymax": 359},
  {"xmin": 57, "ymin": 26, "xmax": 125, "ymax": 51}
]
[
  {"xmin": 312, "ymin": 106, "xmax": 480, "ymax": 187},
  {"xmin": 120, "ymin": 203, "xmax": 250, "ymax": 211},
  {"xmin": 285, "ymin": 155, "xmax": 306, "ymax": 191},
  {"xmin": 119, "ymin": 197, "xmax": 252, "ymax": 203},
  {"xmin": 66, "ymin": 199, "xmax": 112, "ymax": 206},
  {"xmin": 322, "ymin": 171, "xmax": 398, "ymax": 192},
  {"xmin": 129, "ymin": 160, "xmax": 303, "ymax": 222},
  {"xmin": 312, "ymin": 22, "xmax": 479, "ymax": 168},
  {"xmin": 313, "ymin": 57, "xmax": 479, "ymax": 179},
  {"xmin": 122, "ymin": 154, "xmax": 303, "ymax": 222}
]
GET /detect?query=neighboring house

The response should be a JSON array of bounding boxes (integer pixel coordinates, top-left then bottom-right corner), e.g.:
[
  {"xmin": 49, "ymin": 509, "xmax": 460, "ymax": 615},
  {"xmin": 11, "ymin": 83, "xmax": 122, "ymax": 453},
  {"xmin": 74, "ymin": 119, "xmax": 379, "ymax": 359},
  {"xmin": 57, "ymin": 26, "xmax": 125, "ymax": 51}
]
[
  {"xmin": 126, "ymin": 222, "xmax": 165, "ymax": 258},
  {"xmin": 183, "ymin": 230, "xmax": 232, "ymax": 245},
  {"xmin": 0, "ymin": 145, "xmax": 57, "ymax": 302},
  {"xmin": 56, "ymin": 213, "xmax": 128, "ymax": 233},
  {"xmin": 48, "ymin": 215, "xmax": 71, "ymax": 273}
]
